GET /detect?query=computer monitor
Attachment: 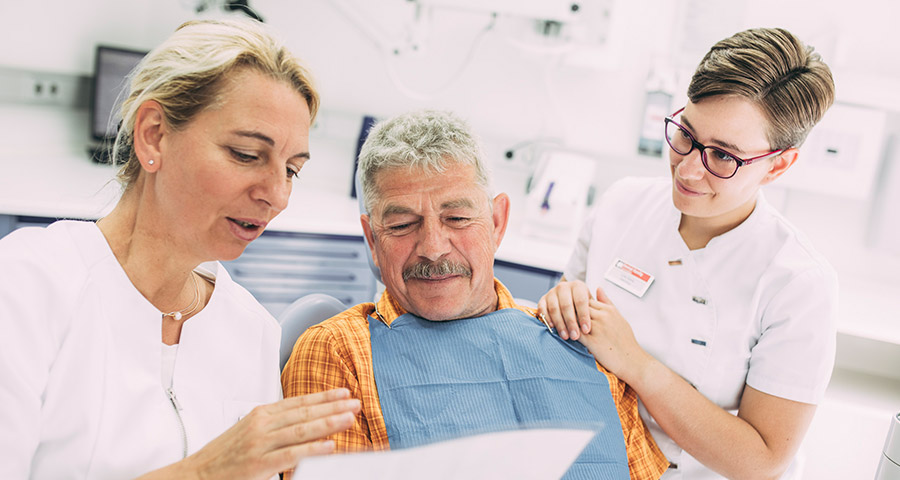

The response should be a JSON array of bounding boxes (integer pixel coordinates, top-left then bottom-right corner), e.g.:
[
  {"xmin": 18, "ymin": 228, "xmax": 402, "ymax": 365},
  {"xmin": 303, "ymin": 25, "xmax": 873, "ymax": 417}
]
[
  {"xmin": 89, "ymin": 46, "xmax": 146, "ymax": 161},
  {"xmin": 351, "ymin": 115, "xmax": 379, "ymax": 198}
]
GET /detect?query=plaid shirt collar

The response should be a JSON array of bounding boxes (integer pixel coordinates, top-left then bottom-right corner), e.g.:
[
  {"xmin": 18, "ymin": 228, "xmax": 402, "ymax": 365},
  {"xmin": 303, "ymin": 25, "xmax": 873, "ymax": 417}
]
[{"xmin": 372, "ymin": 278, "xmax": 526, "ymax": 327}]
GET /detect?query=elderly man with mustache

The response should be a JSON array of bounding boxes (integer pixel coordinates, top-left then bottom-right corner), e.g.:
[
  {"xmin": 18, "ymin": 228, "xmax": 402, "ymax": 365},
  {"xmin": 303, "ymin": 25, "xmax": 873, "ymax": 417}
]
[{"xmin": 281, "ymin": 110, "xmax": 668, "ymax": 480}]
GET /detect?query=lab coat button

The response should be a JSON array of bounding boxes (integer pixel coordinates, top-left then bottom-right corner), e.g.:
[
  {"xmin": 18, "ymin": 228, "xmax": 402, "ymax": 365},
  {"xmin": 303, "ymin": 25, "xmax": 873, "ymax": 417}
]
[{"xmin": 692, "ymin": 296, "xmax": 707, "ymax": 305}]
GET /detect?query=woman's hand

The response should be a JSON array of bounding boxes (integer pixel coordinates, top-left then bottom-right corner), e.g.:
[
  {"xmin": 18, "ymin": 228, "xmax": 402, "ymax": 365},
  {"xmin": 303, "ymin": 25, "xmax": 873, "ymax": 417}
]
[
  {"xmin": 576, "ymin": 287, "xmax": 652, "ymax": 384},
  {"xmin": 540, "ymin": 281, "xmax": 651, "ymax": 383},
  {"xmin": 537, "ymin": 279, "xmax": 593, "ymax": 341},
  {"xmin": 139, "ymin": 388, "xmax": 360, "ymax": 480}
]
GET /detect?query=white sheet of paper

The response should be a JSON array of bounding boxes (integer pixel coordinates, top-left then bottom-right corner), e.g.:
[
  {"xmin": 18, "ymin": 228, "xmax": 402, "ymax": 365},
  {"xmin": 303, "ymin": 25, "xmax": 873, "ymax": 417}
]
[{"xmin": 292, "ymin": 428, "xmax": 596, "ymax": 480}]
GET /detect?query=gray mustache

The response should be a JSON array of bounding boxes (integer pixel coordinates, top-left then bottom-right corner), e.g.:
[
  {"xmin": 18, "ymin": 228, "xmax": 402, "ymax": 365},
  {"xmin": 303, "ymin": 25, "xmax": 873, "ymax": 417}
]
[{"xmin": 403, "ymin": 259, "xmax": 472, "ymax": 281}]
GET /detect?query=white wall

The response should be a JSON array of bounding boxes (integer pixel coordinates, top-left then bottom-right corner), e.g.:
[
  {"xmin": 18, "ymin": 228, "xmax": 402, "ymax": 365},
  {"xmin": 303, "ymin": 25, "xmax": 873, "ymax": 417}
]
[
  {"xmin": 6, "ymin": 0, "xmax": 899, "ymax": 159},
  {"xmin": 0, "ymin": 1, "xmax": 159, "ymax": 73}
]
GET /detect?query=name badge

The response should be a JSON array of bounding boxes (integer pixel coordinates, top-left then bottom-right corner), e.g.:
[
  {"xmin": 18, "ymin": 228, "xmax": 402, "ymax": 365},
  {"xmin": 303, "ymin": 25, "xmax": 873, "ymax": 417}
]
[{"xmin": 604, "ymin": 258, "xmax": 654, "ymax": 298}]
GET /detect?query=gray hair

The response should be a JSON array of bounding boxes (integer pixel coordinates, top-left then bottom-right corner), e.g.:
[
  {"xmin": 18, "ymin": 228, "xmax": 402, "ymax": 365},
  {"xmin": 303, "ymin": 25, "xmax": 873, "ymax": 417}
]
[{"xmin": 358, "ymin": 110, "xmax": 492, "ymax": 214}]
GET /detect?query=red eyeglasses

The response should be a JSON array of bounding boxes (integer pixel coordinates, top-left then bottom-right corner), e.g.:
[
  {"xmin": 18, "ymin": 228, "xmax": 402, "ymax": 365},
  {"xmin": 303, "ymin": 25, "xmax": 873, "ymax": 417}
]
[{"xmin": 664, "ymin": 107, "xmax": 788, "ymax": 179}]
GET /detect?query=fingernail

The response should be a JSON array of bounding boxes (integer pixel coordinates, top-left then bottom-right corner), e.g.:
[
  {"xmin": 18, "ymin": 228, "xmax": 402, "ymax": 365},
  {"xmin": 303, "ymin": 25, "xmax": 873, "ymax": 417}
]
[
  {"xmin": 560, "ymin": 330, "xmax": 568, "ymax": 340},
  {"xmin": 582, "ymin": 324, "xmax": 590, "ymax": 333},
  {"xmin": 570, "ymin": 330, "xmax": 579, "ymax": 339},
  {"xmin": 340, "ymin": 412, "xmax": 355, "ymax": 423},
  {"xmin": 333, "ymin": 388, "xmax": 350, "ymax": 398}
]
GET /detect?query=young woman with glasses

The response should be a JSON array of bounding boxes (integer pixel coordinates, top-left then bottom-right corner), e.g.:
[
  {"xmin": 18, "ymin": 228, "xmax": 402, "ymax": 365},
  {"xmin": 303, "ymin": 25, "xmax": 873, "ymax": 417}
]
[{"xmin": 538, "ymin": 28, "xmax": 836, "ymax": 479}]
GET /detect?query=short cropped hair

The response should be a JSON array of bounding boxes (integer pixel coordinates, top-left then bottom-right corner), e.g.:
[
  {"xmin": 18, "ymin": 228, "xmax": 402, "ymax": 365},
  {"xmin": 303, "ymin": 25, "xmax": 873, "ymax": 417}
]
[
  {"xmin": 113, "ymin": 19, "xmax": 319, "ymax": 190},
  {"xmin": 357, "ymin": 110, "xmax": 492, "ymax": 214},
  {"xmin": 687, "ymin": 27, "xmax": 835, "ymax": 149}
]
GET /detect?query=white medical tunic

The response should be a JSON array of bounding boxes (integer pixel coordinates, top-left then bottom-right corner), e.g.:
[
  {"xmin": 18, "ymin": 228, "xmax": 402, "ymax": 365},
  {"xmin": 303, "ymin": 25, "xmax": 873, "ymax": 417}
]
[
  {"xmin": 0, "ymin": 220, "xmax": 282, "ymax": 479},
  {"xmin": 564, "ymin": 177, "xmax": 838, "ymax": 480}
]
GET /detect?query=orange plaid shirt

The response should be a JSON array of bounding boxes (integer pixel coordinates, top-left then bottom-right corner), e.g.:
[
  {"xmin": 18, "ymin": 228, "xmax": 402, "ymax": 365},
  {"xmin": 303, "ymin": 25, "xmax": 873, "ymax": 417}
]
[{"xmin": 282, "ymin": 279, "xmax": 668, "ymax": 480}]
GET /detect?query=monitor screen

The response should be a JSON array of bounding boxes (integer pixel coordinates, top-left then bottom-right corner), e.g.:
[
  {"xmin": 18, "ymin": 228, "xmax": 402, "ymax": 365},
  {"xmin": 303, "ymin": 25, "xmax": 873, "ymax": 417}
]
[{"xmin": 90, "ymin": 46, "xmax": 147, "ymax": 142}]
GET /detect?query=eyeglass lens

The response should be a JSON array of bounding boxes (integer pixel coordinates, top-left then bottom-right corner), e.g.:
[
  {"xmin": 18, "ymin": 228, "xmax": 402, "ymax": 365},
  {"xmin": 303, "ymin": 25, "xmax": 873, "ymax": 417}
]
[{"xmin": 665, "ymin": 121, "xmax": 739, "ymax": 178}]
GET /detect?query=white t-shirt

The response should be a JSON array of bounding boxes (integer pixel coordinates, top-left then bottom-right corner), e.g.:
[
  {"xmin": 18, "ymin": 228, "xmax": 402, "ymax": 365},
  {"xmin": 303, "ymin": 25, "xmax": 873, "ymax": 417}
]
[
  {"xmin": 0, "ymin": 220, "xmax": 282, "ymax": 479},
  {"xmin": 565, "ymin": 177, "xmax": 838, "ymax": 479}
]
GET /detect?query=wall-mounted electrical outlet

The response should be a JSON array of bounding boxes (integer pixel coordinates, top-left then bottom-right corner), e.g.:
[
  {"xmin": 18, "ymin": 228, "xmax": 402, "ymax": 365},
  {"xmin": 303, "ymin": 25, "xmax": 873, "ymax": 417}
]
[
  {"xmin": 27, "ymin": 75, "xmax": 61, "ymax": 103},
  {"xmin": 0, "ymin": 66, "xmax": 89, "ymax": 108},
  {"xmin": 24, "ymin": 72, "xmax": 88, "ymax": 107}
]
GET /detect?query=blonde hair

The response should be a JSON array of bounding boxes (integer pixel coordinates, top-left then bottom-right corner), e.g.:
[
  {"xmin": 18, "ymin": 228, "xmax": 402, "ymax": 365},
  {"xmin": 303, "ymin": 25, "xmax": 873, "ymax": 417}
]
[
  {"xmin": 113, "ymin": 19, "xmax": 319, "ymax": 190},
  {"xmin": 687, "ymin": 27, "xmax": 835, "ymax": 149}
]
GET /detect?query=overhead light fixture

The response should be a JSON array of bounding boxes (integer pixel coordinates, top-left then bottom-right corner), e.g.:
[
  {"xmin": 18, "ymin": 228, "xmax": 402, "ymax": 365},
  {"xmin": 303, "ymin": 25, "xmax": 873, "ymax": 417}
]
[{"xmin": 194, "ymin": 0, "xmax": 264, "ymax": 22}]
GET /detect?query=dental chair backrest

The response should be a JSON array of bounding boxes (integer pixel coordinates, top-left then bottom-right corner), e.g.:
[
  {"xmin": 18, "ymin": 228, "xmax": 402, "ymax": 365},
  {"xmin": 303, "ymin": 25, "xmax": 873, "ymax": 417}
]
[
  {"xmin": 876, "ymin": 412, "xmax": 900, "ymax": 480},
  {"xmin": 277, "ymin": 293, "xmax": 347, "ymax": 370}
]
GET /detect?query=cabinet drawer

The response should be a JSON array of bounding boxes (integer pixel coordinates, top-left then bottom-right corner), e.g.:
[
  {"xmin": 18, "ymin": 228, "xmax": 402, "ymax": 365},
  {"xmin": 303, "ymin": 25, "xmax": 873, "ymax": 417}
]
[
  {"xmin": 221, "ymin": 230, "xmax": 377, "ymax": 317},
  {"xmin": 240, "ymin": 231, "xmax": 369, "ymax": 262},
  {"xmin": 225, "ymin": 261, "xmax": 370, "ymax": 285}
]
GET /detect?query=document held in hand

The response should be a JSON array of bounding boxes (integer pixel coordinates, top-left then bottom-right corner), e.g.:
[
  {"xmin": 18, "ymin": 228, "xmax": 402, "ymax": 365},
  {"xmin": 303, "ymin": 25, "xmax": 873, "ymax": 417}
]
[{"xmin": 293, "ymin": 428, "xmax": 596, "ymax": 480}]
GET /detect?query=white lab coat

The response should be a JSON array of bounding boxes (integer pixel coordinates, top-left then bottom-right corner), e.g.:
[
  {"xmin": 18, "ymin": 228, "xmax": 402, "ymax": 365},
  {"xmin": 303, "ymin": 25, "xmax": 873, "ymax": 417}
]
[
  {"xmin": 0, "ymin": 221, "xmax": 282, "ymax": 479},
  {"xmin": 565, "ymin": 177, "xmax": 838, "ymax": 480}
]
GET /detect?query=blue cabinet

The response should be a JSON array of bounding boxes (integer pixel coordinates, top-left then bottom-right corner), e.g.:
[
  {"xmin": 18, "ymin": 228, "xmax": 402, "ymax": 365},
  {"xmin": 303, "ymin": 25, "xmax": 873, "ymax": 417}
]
[
  {"xmin": 0, "ymin": 214, "xmax": 13, "ymax": 239},
  {"xmin": 220, "ymin": 231, "xmax": 376, "ymax": 317},
  {"xmin": 493, "ymin": 259, "xmax": 561, "ymax": 306},
  {"xmin": 0, "ymin": 214, "xmax": 64, "ymax": 238}
]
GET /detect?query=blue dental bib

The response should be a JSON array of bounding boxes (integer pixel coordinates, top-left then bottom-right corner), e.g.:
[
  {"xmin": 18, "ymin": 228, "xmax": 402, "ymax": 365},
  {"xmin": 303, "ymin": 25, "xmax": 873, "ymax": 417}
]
[{"xmin": 369, "ymin": 307, "xmax": 630, "ymax": 479}]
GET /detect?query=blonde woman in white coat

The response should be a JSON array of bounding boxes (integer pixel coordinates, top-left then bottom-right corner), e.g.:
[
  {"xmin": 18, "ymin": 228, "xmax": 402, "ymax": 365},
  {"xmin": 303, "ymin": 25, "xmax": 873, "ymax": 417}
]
[{"xmin": 0, "ymin": 20, "xmax": 359, "ymax": 479}]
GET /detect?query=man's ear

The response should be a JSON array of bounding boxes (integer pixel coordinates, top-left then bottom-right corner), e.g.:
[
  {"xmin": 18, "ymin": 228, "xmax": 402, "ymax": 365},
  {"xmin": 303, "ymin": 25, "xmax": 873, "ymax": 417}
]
[
  {"xmin": 491, "ymin": 193, "xmax": 511, "ymax": 250},
  {"xmin": 761, "ymin": 148, "xmax": 799, "ymax": 185},
  {"xmin": 132, "ymin": 100, "xmax": 166, "ymax": 172},
  {"xmin": 360, "ymin": 214, "xmax": 380, "ymax": 269}
]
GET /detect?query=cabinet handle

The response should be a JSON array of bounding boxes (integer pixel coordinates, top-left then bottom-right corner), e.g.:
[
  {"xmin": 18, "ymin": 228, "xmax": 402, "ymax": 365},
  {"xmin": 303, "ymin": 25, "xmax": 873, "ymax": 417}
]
[
  {"xmin": 233, "ymin": 268, "xmax": 356, "ymax": 282},
  {"xmin": 245, "ymin": 247, "xmax": 360, "ymax": 259}
]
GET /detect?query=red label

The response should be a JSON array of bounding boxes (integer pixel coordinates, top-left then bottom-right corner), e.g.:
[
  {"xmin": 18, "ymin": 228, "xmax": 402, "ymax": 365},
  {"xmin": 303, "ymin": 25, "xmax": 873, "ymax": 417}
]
[{"xmin": 618, "ymin": 261, "xmax": 650, "ymax": 282}]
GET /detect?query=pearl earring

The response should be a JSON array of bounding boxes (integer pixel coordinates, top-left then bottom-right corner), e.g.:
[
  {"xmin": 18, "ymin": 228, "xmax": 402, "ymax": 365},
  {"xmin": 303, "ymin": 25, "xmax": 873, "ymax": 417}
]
[{"xmin": 148, "ymin": 160, "xmax": 155, "ymax": 165}]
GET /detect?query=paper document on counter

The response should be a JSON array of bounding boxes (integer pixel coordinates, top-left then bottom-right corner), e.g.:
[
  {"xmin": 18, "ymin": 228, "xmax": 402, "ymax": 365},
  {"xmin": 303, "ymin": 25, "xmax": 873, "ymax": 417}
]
[{"xmin": 293, "ymin": 427, "xmax": 596, "ymax": 479}]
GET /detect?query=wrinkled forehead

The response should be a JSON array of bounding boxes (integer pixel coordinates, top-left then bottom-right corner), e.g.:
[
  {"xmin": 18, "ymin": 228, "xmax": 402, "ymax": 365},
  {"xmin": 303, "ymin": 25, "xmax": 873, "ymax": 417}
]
[
  {"xmin": 379, "ymin": 197, "xmax": 480, "ymax": 218},
  {"xmin": 371, "ymin": 164, "xmax": 491, "ymax": 216}
]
